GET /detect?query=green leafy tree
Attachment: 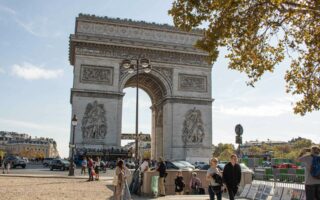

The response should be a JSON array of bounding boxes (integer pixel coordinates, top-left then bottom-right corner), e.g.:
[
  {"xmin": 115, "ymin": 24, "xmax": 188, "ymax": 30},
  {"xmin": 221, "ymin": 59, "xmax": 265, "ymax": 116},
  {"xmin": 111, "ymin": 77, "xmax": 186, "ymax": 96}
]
[
  {"xmin": 213, "ymin": 143, "xmax": 235, "ymax": 158},
  {"xmin": 169, "ymin": 0, "xmax": 320, "ymax": 115}
]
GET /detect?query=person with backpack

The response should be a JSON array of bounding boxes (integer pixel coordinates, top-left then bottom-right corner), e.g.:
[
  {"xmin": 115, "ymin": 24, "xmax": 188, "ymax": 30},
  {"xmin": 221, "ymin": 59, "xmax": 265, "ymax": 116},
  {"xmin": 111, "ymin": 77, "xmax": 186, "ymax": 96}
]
[
  {"xmin": 297, "ymin": 145, "xmax": 320, "ymax": 200},
  {"xmin": 189, "ymin": 172, "xmax": 202, "ymax": 194},
  {"xmin": 175, "ymin": 170, "xmax": 185, "ymax": 195},
  {"xmin": 157, "ymin": 157, "xmax": 166, "ymax": 197},
  {"xmin": 206, "ymin": 157, "xmax": 223, "ymax": 200}
]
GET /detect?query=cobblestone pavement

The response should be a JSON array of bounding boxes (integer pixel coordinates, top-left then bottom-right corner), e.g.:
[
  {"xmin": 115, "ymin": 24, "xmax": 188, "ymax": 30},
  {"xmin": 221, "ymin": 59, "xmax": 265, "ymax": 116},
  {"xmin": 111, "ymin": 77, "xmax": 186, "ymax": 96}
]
[{"xmin": 0, "ymin": 176, "xmax": 114, "ymax": 200}]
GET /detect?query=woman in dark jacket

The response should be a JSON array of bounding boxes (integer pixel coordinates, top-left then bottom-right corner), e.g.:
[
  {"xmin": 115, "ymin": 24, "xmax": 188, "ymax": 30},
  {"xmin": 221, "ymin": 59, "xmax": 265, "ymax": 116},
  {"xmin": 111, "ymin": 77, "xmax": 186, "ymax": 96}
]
[{"xmin": 175, "ymin": 170, "xmax": 185, "ymax": 195}]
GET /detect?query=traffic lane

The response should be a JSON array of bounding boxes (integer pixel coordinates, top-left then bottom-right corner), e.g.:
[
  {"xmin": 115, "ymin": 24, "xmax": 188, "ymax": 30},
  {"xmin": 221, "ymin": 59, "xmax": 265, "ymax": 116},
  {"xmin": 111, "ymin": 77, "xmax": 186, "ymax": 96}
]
[{"xmin": 4, "ymin": 164, "xmax": 115, "ymax": 176}]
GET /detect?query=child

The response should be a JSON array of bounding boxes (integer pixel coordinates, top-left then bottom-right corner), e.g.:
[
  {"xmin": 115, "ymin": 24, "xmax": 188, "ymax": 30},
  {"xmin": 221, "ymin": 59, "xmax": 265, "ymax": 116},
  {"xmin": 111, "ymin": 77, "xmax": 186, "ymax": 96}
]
[
  {"xmin": 175, "ymin": 170, "xmax": 185, "ymax": 195},
  {"xmin": 189, "ymin": 172, "xmax": 202, "ymax": 194}
]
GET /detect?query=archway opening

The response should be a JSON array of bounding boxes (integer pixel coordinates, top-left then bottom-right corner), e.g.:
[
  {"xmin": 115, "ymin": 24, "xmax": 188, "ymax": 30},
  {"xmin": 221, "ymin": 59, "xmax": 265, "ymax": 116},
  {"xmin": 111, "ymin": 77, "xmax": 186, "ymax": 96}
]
[{"xmin": 120, "ymin": 72, "xmax": 168, "ymax": 160}]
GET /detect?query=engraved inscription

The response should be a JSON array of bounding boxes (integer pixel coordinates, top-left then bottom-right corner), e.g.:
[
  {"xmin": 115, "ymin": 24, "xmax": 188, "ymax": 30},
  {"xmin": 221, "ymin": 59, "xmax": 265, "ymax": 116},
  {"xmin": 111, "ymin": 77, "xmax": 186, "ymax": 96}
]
[
  {"xmin": 81, "ymin": 65, "xmax": 113, "ymax": 85},
  {"xmin": 179, "ymin": 74, "xmax": 207, "ymax": 92}
]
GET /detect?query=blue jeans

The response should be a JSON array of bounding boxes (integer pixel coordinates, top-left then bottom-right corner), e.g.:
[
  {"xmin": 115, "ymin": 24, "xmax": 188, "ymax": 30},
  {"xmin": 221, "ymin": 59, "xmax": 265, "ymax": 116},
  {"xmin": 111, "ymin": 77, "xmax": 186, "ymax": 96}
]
[{"xmin": 208, "ymin": 186, "xmax": 222, "ymax": 200}]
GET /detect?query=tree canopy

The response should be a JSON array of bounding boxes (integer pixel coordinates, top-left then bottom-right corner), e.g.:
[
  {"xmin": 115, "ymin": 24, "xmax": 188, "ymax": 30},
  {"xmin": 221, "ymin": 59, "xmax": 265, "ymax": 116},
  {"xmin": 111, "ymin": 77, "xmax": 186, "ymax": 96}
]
[{"xmin": 169, "ymin": 0, "xmax": 320, "ymax": 115}]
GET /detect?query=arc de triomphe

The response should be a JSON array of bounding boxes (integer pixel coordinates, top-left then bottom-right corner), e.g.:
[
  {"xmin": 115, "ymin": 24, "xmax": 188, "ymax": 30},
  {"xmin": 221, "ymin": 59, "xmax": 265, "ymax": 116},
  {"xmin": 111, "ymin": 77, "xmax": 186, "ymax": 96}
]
[{"xmin": 69, "ymin": 14, "xmax": 213, "ymax": 161}]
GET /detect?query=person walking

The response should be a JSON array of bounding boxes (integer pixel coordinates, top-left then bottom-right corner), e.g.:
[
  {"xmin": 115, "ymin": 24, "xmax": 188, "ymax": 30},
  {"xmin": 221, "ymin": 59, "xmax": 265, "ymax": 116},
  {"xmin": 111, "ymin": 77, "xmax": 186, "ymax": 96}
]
[
  {"xmin": 157, "ymin": 157, "xmax": 166, "ymax": 197},
  {"xmin": 223, "ymin": 154, "xmax": 241, "ymax": 200},
  {"xmin": 114, "ymin": 160, "xmax": 125, "ymax": 200},
  {"xmin": 175, "ymin": 170, "xmax": 185, "ymax": 195},
  {"xmin": 206, "ymin": 157, "xmax": 223, "ymax": 200},
  {"xmin": 81, "ymin": 157, "xmax": 87, "ymax": 175},
  {"xmin": 297, "ymin": 145, "xmax": 320, "ymax": 200}
]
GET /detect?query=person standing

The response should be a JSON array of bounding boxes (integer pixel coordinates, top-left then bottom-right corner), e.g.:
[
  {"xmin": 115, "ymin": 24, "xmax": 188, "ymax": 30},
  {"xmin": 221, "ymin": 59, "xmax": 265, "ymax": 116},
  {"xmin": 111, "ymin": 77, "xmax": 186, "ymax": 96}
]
[
  {"xmin": 297, "ymin": 145, "xmax": 320, "ymax": 200},
  {"xmin": 114, "ymin": 160, "xmax": 125, "ymax": 200},
  {"xmin": 175, "ymin": 170, "xmax": 185, "ymax": 195},
  {"xmin": 123, "ymin": 165, "xmax": 132, "ymax": 200},
  {"xmin": 190, "ymin": 172, "xmax": 202, "ymax": 194},
  {"xmin": 157, "ymin": 157, "xmax": 166, "ymax": 197},
  {"xmin": 81, "ymin": 157, "xmax": 87, "ymax": 175},
  {"xmin": 95, "ymin": 157, "xmax": 100, "ymax": 181},
  {"xmin": 206, "ymin": 157, "xmax": 223, "ymax": 200},
  {"xmin": 223, "ymin": 154, "xmax": 241, "ymax": 200},
  {"xmin": 87, "ymin": 156, "xmax": 94, "ymax": 181}
]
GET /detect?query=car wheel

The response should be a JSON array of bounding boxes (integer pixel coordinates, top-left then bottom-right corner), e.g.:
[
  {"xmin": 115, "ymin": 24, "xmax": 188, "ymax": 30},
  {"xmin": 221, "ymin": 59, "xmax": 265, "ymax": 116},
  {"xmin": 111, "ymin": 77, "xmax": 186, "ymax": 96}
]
[
  {"xmin": 22, "ymin": 165, "xmax": 26, "ymax": 169},
  {"xmin": 50, "ymin": 167, "xmax": 53, "ymax": 171}
]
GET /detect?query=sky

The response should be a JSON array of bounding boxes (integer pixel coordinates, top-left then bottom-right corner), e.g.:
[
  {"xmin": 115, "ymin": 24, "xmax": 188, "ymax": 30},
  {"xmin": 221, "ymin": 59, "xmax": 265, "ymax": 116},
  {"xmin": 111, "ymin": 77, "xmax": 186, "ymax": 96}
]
[{"xmin": 0, "ymin": 0, "xmax": 319, "ymax": 158}]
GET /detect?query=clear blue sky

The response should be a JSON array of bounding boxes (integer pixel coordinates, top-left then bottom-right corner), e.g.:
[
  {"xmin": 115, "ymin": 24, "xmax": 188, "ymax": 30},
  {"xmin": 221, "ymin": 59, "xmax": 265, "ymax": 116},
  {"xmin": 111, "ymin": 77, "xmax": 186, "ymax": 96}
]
[{"xmin": 0, "ymin": 0, "xmax": 319, "ymax": 158}]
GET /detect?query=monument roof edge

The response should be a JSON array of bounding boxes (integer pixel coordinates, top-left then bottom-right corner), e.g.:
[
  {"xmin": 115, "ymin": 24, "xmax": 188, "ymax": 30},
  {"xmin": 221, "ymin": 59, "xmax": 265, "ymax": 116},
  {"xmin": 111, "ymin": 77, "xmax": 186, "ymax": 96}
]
[{"xmin": 77, "ymin": 13, "xmax": 204, "ymax": 35}]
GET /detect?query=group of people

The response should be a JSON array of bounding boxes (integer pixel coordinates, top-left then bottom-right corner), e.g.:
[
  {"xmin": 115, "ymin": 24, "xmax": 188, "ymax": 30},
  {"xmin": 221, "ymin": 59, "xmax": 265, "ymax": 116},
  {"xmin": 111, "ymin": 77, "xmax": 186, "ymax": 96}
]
[
  {"xmin": 80, "ymin": 156, "xmax": 101, "ymax": 181},
  {"xmin": 0, "ymin": 158, "xmax": 11, "ymax": 174}
]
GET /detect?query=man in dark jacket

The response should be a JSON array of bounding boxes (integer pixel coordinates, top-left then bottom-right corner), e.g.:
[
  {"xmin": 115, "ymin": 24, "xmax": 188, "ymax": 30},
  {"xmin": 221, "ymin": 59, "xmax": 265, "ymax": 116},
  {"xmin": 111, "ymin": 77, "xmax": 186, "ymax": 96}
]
[
  {"xmin": 157, "ymin": 157, "xmax": 166, "ymax": 197},
  {"xmin": 223, "ymin": 154, "xmax": 241, "ymax": 200}
]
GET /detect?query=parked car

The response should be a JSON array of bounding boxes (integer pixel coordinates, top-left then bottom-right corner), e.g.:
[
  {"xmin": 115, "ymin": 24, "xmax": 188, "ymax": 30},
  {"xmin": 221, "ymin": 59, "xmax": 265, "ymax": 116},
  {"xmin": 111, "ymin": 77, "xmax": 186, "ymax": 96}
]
[
  {"xmin": 165, "ymin": 161, "xmax": 194, "ymax": 171},
  {"xmin": 177, "ymin": 161, "xmax": 196, "ymax": 170},
  {"xmin": 107, "ymin": 160, "xmax": 116, "ymax": 169},
  {"xmin": 273, "ymin": 163, "xmax": 298, "ymax": 169},
  {"xmin": 199, "ymin": 164, "xmax": 210, "ymax": 170},
  {"xmin": 43, "ymin": 158, "xmax": 54, "ymax": 167},
  {"xmin": 4, "ymin": 156, "xmax": 26, "ymax": 169},
  {"xmin": 50, "ymin": 159, "xmax": 70, "ymax": 171},
  {"xmin": 193, "ymin": 161, "xmax": 207, "ymax": 169}
]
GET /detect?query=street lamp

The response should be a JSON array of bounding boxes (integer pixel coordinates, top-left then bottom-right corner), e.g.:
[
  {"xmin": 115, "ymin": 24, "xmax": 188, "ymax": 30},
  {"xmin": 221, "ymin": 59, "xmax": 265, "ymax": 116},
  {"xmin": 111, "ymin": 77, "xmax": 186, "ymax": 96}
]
[
  {"xmin": 121, "ymin": 57, "xmax": 151, "ymax": 164},
  {"xmin": 68, "ymin": 114, "xmax": 77, "ymax": 176}
]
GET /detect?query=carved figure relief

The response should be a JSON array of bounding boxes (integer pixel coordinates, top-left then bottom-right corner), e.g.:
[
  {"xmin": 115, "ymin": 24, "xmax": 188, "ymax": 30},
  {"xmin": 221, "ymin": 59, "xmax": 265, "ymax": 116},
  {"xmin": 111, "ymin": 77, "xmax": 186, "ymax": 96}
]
[
  {"xmin": 81, "ymin": 65, "xmax": 113, "ymax": 85},
  {"xmin": 182, "ymin": 107, "xmax": 205, "ymax": 144},
  {"xmin": 179, "ymin": 74, "xmax": 207, "ymax": 92},
  {"xmin": 81, "ymin": 101, "xmax": 107, "ymax": 139}
]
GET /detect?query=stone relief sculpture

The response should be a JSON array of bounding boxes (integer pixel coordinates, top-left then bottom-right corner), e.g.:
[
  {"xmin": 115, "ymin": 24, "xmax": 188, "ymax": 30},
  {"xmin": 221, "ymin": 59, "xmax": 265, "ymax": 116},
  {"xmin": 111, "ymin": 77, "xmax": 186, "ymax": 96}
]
[
  {"xmin": 182, "ymin": 107, "xmax": 205, "ymax": 144},
  {"xmin": 81, "ymin": 101, "xmax": 107, "ymax": 139},
  {"xmin": 179, "ymin": 74, "xmax": 207, "ymax": 92},
  {"xmin": 81, "ymin": 65, "xmax": 113, "ymax": 85}
]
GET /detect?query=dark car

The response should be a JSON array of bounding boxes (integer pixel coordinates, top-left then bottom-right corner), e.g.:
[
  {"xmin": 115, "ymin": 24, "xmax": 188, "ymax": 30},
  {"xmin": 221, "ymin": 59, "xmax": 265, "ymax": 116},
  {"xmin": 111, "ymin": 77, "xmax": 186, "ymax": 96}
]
[
  {"xmin": 107, "ymin": 160, "xmax": 116, "ymax": 169},
  {"xmin": 43, "ymin": 158, "xmax": 54, "ymax": 167},
  {"xmin": 4, "ymin": 156, "xmax": 26, "ymax": 169},
  {"xmin": 50, "ymin": 159, "xmax": 70, "ymax": 171}
]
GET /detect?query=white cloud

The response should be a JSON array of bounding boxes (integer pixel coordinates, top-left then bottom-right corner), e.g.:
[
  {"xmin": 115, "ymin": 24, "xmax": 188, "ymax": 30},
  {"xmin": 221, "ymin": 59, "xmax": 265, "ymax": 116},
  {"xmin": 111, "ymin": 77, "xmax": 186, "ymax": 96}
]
[
  {"xmin": 216, "ymin": 101, "xmax": 292, "ymax": 117},
  {"xmin": 11, "ymin": 62, "xmax": 63, "ymax": 80},
  {"xmin": 0, "ymin": 4, "xmax": 16, "ymax": 15}
]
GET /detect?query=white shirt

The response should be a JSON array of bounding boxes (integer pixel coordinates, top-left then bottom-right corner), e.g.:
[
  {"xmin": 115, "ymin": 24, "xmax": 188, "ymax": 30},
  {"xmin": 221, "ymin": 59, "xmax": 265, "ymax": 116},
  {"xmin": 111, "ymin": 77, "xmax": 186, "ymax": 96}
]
[{"xmin": 140, "ymin": 161, "xmax": 149, "ymax": 172}]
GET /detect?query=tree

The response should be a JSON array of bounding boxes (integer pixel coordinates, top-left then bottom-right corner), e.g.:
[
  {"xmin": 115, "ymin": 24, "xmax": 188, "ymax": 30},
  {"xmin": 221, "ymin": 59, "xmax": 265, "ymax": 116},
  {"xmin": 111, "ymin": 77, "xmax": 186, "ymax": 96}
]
[
  {"xmin": 169, "ymin": 0, "xmax": 320, "ymax": 115},
  {"xmin": 213, "ymin": 143, "xmax": 235, "ymax": 158}
]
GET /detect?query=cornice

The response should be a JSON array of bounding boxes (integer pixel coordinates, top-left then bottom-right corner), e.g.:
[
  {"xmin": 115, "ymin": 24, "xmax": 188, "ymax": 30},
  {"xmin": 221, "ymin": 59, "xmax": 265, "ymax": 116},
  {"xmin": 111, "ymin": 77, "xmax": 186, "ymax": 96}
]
[{"xmin": 77, "ymin": 13, "xmax": 204, "ymax": 35}]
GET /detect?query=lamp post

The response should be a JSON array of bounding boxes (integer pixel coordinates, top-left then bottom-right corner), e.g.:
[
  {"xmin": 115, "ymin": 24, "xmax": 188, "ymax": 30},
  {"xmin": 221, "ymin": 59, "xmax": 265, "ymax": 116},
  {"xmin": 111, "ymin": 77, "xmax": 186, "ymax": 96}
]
[
  {"xmin": 68, "ymin": 114, "xmax": 78, "ymax": 176},
  {"xmin": 121, "ymin": 57, "xmax": 151, "ymax": 164}
]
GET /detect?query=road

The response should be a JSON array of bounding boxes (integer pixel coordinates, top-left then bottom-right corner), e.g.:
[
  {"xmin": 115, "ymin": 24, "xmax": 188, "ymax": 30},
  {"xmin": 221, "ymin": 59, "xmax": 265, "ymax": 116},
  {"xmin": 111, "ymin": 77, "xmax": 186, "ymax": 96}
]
[{"xmin": 4, "ymin": 163, "xmax": 115, "ymax": 177}]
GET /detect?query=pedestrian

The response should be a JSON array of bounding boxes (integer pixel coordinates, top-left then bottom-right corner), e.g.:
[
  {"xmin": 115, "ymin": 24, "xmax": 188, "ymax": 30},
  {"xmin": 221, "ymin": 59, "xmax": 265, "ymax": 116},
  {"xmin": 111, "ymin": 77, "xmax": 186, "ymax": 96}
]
[
  {"xmin": 87, "ymin": 156, "xmax": 94, "ymax": 181},
  {"xmin": 123, "ymin": 165, "xmax": 132, "ymax": 200},
  {"xmin": 139, "ymin": 158, "xmax": 149, "ymax": 190},
  {"xmin": 189, "ymin": 172, "xmax": 202, "ymax": 194},
  {"xmin": 175, "ymin": 170, "xmax": 185, "ymax": 195},
  {"xmin": 95, "ymin": 157, "xmax": 100, "ymax": 181},
  {"xmin": 206, "ymin": 157, "xmax": 223, "ymax": 200},
  {"xmin": 156, "ymin": 157, "xmax": 166, "ymax": 197},
  {"xmin": 81, "ymin": 157, "xmax": 87, "ymax": 175},
  {"xmin": 114, "ymin": 160, "xmax": 125, "ymax": 200},
  {"xmin": 297, "ymin": 145, "xmax": 320, "ymax": 200},
  {"xmin": 6, "ymin": 160, "xmax": 11, "ymax": 174},
  {"xmin": 222, "ymin": 154, "xmax": 241, "ymax": 200}
]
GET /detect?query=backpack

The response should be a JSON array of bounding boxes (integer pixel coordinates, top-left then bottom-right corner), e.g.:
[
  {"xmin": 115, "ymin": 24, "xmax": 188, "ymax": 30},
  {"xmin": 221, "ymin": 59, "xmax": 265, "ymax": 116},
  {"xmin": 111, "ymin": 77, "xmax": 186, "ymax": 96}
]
[
  {"xmin": 311, "ymin": 155, "xmax": 320, "ymax": 179},
  {"xmin": 212, "ymin": 173, "xmax": 223, "ymax": 185}
]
